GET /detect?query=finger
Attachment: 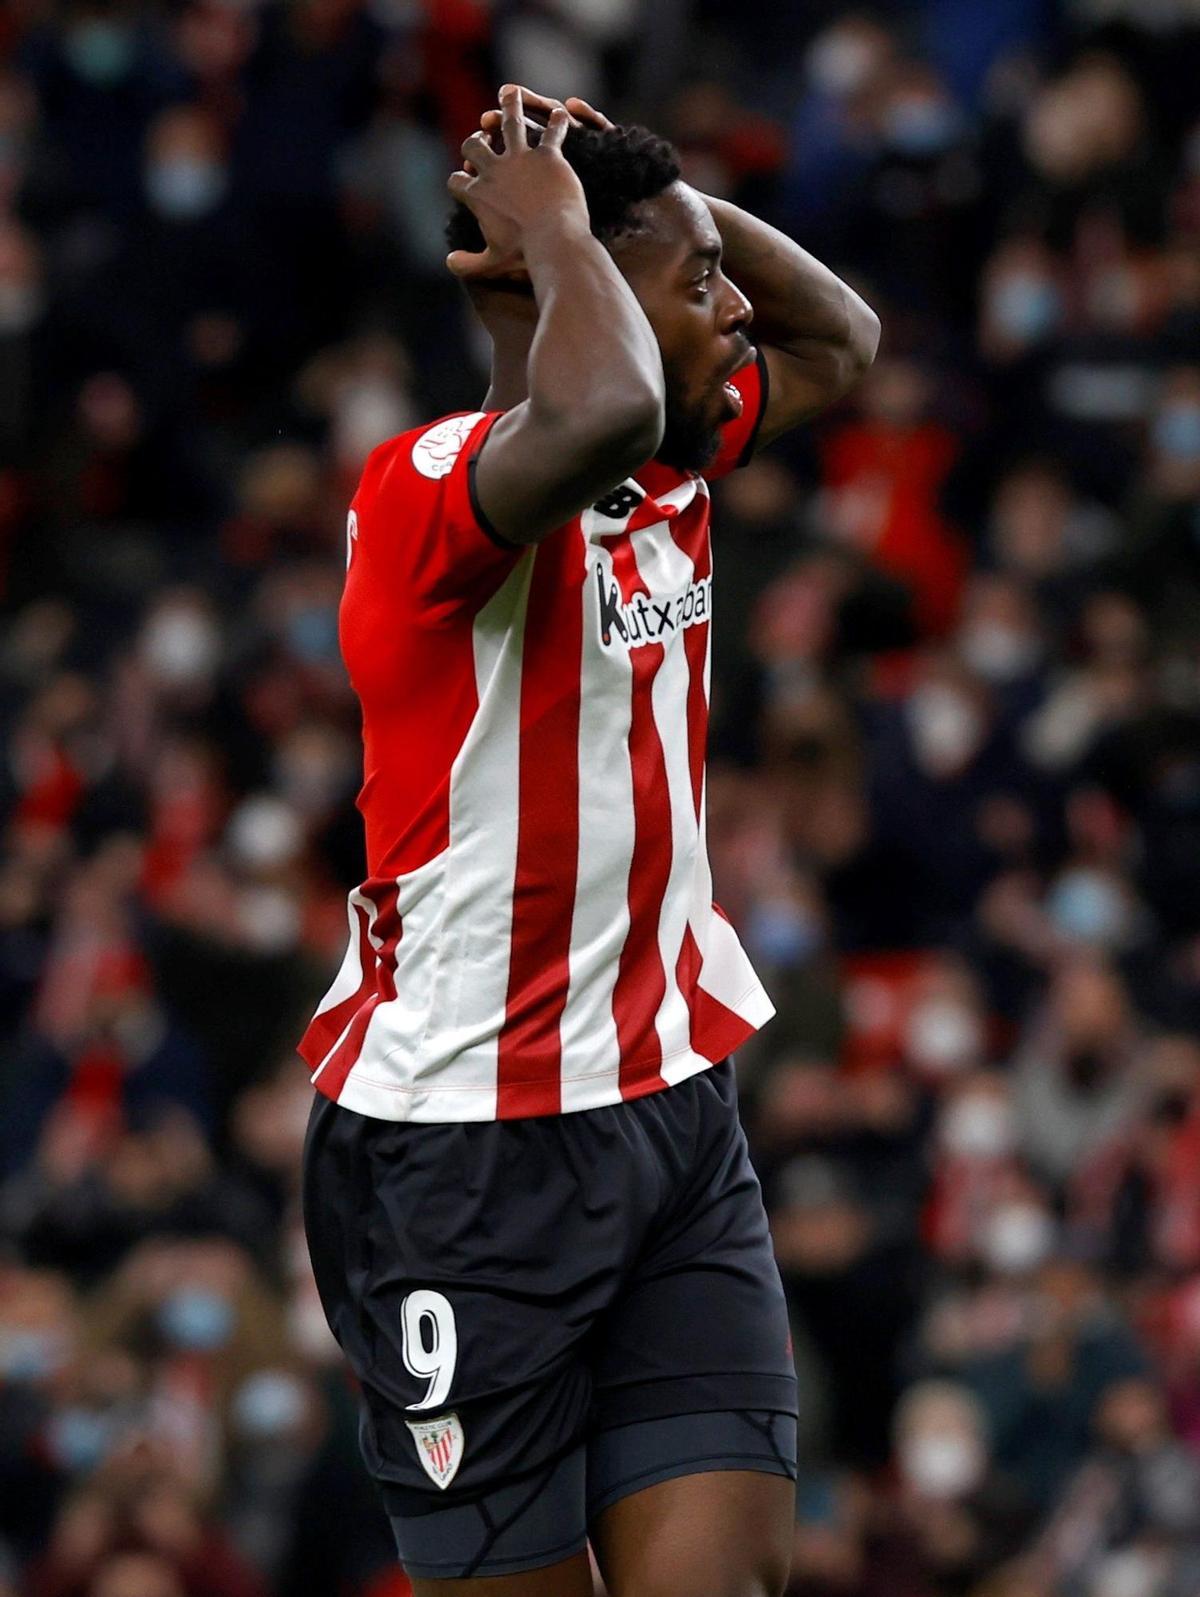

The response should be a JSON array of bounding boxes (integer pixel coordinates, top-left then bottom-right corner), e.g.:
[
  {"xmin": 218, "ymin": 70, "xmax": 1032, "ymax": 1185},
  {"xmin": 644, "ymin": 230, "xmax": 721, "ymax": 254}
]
[
  {"xmin": 481, "ymin": 106, "xmax": 545, "ymax": 147},
  {"xmin": 540, "ymin": 104, "xmax": 570, "ymax": 150},
  {"xmin": 445, "ymin": 248, "xmax": 491, "ymax": 279},
  {"xmin": 446, "ymin": 171, "xmax": 475, "ymax": 202},
  {"xmin": 461, "ymin": 130, "xmax": 495, "ymax": 168},
  {"xmin": 499, "ymin": 83, "xmax": 526, "ymax": 152},
  {"xmin": 510, "ymin": 86, "xmax": 580, "ymax": 126},
  {"xmin": 564, "ymin": 96, "xmax": 611, "ymax": 130}
]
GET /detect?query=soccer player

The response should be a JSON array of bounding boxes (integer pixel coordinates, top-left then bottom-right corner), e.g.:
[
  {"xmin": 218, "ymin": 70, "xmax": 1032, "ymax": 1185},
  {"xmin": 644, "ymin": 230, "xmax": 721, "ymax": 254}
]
[{"xmin": 300, "ymin": 85, "xmax": 878, "ymax": 1596}]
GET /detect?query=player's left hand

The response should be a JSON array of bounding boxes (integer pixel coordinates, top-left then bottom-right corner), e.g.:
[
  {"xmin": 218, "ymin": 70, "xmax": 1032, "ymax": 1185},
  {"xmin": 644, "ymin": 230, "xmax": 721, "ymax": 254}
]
[{"xmin": 477, "ymin": 85, "xmax": 614, "ymax": 151}]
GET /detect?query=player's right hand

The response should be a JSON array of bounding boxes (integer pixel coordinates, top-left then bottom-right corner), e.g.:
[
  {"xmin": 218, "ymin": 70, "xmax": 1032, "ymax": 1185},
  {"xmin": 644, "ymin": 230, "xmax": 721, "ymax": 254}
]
[{"xmin": 446, "ymin": 86, "xmax": 590, "ymax": 283}]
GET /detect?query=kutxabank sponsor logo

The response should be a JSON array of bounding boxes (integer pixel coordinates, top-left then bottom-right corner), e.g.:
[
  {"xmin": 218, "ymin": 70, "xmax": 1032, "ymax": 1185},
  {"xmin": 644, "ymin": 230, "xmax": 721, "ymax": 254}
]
[{"xmin": 596, "ymin": 562, "xmax": 711, "ymax": 649}]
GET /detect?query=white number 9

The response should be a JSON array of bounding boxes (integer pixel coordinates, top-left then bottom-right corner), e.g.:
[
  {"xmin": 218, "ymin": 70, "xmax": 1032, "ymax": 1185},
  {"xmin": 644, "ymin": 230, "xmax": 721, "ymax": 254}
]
[{"xmin": 401, "ymin": 1290, "xmax": 458, "ymax": 1411}]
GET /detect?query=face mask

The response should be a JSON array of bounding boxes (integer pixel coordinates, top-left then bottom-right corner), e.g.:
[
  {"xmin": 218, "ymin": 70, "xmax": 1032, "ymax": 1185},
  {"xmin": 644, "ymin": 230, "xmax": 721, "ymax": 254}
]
[
  {"xmin": 990, "ymin": 274, "xmax": 1061, "ymax": 344},
  {"xmin": 63, "ymin": 20, "xmax": 135, "ymax": 86},
  {"xmin": 0, "ymin": 1327, "xmax": 70, "ymax": 1382},
  {"xmin": 284, "ymin": 605, "xmax": 339, "ymax": 665},
  {"xmin": 233, "ymin": 1370, "xmax": 307, "ymax": 1439},
  {"xmin": 899, "ymin": 1430, "xmax": 983, "ymax": 1497},
  {"xmin": 884, "ymin": 97, "xmax": 960, "ymax": 157},
  {"xmin": 1153, "ymin": 403, "xmax": 1200, "ymax": 463},
  {"xmin": 226, "ymin": 795, "xmax": 303, "ymax": 872},
  {"xmin": 905, "ymin": 999, "xmax": 981, "ymax": 1074},
  {"xmin": 288, "ymin": 1293, "xmax": 341, "ymax": 1363},
  {"xmin": 1092, "ymin": 1548, "xmax": 1166, "ymax": 1597},
  {"xmin": 157, "ymin": 1287, "xmax": 235, "ymax": 1352},
  {"xmin": 806, "ymin": 31, "xmax": 877, "ymax": 96},
  {"xmin": 1047, "ymin": 869, "xmax": 1128, "ymax": 947},
  {"xmin": 0, "ymin": 277, "xmax": 44, "ymax": 336},
  {"xmin": 907, "ymin": 686, "xmax": 983, "ymax": 777},
  {"xmin": 45, "ymin": 1406, "xmax": 115, "ymax": 1473},
  {"xmin": 146, "ymin": 157, "xmax": 228, "ymax": 222},
  {"xmin": 275, "ymin": 745, "xmax": 349, "ymax": 818},
  {"xmin": 334, "ymin": 379, "xmax": 415, "ymax": 468},
  {"xmin": 981, "ymin": 1203, "xmax": 1053, "ymax": 1274},
  {"xmin": 941, "ymin": 1095, "xmax": 1015, "ymax": 1159},
  {"xmin": 959, "ymin": 621, "xmax": 1040, "ymax": 682},
  {"xmin": 141, "ymin": 608, "xmax": 220, "ymax": 687},
  {"xmin": 747, "ymin": 901, "xmax": 823, "ymax": 968}
]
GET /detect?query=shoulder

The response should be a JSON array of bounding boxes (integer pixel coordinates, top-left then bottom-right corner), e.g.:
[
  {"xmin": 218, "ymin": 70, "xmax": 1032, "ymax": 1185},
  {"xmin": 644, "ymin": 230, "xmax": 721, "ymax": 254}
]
[{"xmin": 357, "ymin": 412, "xmax": 496, "ymax": 504}]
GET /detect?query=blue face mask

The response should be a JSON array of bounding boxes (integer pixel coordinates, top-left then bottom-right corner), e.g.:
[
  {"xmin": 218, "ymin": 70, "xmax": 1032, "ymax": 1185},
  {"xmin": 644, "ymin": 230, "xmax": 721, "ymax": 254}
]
[
  {"xmin": 64, "ymin": 20, "xmax": 135, "ymax": 86},
  {"xmin": 233, "ymin": 1370, "xmax": 307, "ymax": 1438},
  {"xmin": 884, "ymin": 98, "xmax": 960, "ymax": 157},
  {"xmin": 46, "ymin": 1407, "xmax": 115, "ymax": 1473},
  {"xmin": 748, "ymin": 902, "xmax": 823, "ymax": 968},
  {"xmin": 992, "ymin": 275, "xmax": 1061, "ymax": 344},
  {"xmin": 1153, "ymin": 403, "xmax": 1200, "ymax": 462},
  {"xmin": 286, "ymin": 606, "xmax": 339, "ymax": 664},
  {"xmin": 1047, "ymin": 870, "xmax": 1128, "ymax": 946},
  {"xmin": 146, "ymin": 158, "xmax": 228, "ymax": 222},
  {"xmin": 157, "ymin": 1288, "xmax": 235, "ymax": 1352},
  {"xmin": 0, "ymin": 1328, "xmax": 69, "ymax": 1383}
]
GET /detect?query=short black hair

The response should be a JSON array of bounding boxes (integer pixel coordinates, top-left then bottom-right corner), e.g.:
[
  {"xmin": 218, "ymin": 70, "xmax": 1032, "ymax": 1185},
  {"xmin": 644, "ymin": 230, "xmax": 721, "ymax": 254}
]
[{"xmin": 445, "ymin": 121, "xmax": 682, "ymax": 262}]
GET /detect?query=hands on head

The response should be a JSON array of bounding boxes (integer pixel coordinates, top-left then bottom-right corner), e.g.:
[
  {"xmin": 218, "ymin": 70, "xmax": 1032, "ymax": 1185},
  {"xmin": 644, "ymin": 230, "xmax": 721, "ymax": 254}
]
[{"xmin": 445, "ymin": 85, "xmax": 614, "ymax": 285}]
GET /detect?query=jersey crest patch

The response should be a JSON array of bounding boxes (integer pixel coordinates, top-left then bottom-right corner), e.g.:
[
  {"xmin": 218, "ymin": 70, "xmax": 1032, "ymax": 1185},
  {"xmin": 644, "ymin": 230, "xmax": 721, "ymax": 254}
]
[
  {"xmin": 405, "ymin": 1412, "xmax": 465, "ymax": 1489},
  {"xmin": 411, "ymin": 414, "xmax": 486, "ymax": 480}
]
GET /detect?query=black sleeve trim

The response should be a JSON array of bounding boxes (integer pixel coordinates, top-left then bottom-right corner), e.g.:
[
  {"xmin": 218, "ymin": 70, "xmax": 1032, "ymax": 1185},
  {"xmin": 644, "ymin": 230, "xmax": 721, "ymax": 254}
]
[
  {"xmin": 735, "ymin": 346, "xmax": 771, "ymax": 469},
  {"xmin": 467, "ymin": 448, "xmax": 520, "ymax": 551}
]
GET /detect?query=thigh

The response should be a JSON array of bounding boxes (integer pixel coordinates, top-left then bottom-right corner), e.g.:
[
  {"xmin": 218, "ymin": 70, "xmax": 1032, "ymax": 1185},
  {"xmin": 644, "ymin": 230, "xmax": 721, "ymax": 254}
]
[
  {"xmin": 591, "ymin": 1064, "xmax": 797, "ymax": 1432},
  {"xmin": 302, "ymin": 1092, "xmax": 638, "ymax": 1580},
  {"xmin": 593, "ymin": 1469, "xmax": 795, "ymax": 1597},
  {"xmin": 409, "ymin": 1551, "xmax": 595, "ymax": 1597}
]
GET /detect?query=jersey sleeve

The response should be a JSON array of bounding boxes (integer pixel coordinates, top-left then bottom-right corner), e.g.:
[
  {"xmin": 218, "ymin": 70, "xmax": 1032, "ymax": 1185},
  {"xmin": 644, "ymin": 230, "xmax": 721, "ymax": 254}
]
[
  {"xmin": 350, "ymin": 410, "xmax": 523, "ymax": 620},
  {"xmin": 701, "ymin": 346, "xmax": 771, "ymax": 482}
]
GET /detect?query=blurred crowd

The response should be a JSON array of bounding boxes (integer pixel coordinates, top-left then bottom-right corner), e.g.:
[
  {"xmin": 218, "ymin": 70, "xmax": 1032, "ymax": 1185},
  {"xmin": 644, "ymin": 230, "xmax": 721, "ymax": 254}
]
[{"xmin": 0, "ymin": 0, "xmax": 1199, "ymax": 1594}]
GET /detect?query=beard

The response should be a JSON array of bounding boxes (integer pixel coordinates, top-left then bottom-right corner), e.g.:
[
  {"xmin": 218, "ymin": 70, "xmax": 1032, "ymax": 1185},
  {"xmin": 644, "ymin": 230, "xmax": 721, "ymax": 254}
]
[{"xmin": 654, "ymin": 363, "xmax": 722, "ymax": 472}]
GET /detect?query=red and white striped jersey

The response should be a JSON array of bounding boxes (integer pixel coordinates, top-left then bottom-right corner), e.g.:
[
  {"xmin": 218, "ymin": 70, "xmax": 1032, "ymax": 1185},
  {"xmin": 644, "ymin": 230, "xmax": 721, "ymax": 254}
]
[{"xmin": 298, "ymin": 353, "xmax": 774, "ymax": 1120}]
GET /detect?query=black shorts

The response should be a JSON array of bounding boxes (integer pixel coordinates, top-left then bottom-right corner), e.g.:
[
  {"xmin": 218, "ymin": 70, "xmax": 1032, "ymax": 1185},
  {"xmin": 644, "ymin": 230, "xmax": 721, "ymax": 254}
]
[{"xmin": 302, "ymin": 1062, "xmax": 798, "ymax": 1580}]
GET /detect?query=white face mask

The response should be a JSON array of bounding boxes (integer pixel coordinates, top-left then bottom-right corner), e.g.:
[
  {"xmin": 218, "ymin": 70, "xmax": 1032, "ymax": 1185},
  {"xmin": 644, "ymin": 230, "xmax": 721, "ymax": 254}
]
[
  {"xmin": 959, "ymin": 621, "xmax": 1040, "ymax": 683},
  {"xmin": 907, "ymin": 685, "xmax": 984, "ymax": 777},
  {"xmin": 899, "ymin": 1430, "xmax": 984, "ymax": 1498},
  {"xmin": 0, "ymin": 277, "xmax": 44, "ymax": 335},
  {"xmin": 226, "ymin": 796, "xmax": 303, "ymax": 872},
  {"xmin": 941, "ymin": 1094, "xmax": 1015, "ymax": 1159},
  {"xmin": 287, "ymin": 1293, "xmax": 341, "ymax": 1364},
  {"xmin": 141, "ymin": 606, "xmax": 220, "ymax": 688},
  {"xmin": 981, "ymin": 1203, "xmax": 1053, "ymax": 1274},
  {"xmin": 805, "ymin": 29, "xmax": 878, "ymax": 96},
  {"xmin": 905, "ymin": 999, "xmax": 982, "ymax": 1074}
]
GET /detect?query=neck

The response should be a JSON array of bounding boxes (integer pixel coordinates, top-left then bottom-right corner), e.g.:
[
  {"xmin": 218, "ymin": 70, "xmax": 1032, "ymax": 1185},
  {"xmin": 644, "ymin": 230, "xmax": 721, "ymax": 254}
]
[{"xmin": 478, "ymin": 292, "xmax": 537, "ymax": 411}]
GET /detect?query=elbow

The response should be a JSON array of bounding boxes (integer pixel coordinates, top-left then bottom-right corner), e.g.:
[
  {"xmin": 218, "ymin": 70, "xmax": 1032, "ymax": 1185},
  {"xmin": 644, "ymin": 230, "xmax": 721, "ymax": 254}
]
[
  {"xmin": 561, "ymin": 385, "xmax": 665, "ymax": 476},
  {"xmin": 843, "ymin": 298, "xmax": 881, "ymax": 385},
  {"xmin": 606, "ymin": 388, "xmax": 666, "ymax": 470}
]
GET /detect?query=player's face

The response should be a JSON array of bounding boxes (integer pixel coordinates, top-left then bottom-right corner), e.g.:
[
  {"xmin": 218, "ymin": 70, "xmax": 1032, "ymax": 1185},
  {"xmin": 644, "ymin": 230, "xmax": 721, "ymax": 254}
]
[{"xmin": 615, "ymin": 184, "xmax": 755, "ymax": 471}]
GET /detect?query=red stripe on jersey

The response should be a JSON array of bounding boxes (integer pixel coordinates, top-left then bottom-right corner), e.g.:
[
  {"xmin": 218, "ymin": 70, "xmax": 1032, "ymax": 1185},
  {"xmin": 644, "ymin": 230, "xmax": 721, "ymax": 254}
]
[
  {"xmin": 313, "ymin": 881, "xmax": 402, "ymax": 1101},
  {"xmin": 677, "ymin": 925, "xmax": 756, "ymax": 1062},
  {"xmin": 603, "ymin": 538, "xmax": 672, "ymax": 1095},
  {"xmin": 298, "ymin": 898, "xmax": 375, "ymax": 1070},
  {"xmin": 669, "ymin": 499, "xmax": 712, "ymax": 823},
  {"xmin": 495, "ymin": 537, "xmax": 585, "ymax": 1118}
]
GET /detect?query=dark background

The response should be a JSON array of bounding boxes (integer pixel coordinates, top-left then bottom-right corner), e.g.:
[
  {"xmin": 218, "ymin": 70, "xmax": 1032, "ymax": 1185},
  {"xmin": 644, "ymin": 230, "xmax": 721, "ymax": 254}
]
[{"xmin": 1, "ymin": 1, "xmax": 1200, "ymax": 1594}]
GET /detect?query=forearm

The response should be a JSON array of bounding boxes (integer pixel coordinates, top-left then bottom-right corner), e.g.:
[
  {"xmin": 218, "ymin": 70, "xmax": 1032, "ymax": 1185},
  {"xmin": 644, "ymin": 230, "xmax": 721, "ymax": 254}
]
[
  {"xmin": 523, "ymin": 217, "xmax": 664, "ymax": 441},
  {"xmin": 704, "ymin": 194, "xmax": 879, "ymax": 378}
]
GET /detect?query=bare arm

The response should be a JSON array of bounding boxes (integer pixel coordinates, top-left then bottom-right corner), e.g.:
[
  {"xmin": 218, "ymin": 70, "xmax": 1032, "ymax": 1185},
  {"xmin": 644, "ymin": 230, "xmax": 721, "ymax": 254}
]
[
  {"xmin": 452, "ymin": 90, "xmax": 665, "ymax": 546},
  {"xmin": 702, "ymin": 194, "xmax": 880, "ymax": 444},
  {"xmin": 499, "ymin": 91, "xmax": 880, "ymax": 449}
]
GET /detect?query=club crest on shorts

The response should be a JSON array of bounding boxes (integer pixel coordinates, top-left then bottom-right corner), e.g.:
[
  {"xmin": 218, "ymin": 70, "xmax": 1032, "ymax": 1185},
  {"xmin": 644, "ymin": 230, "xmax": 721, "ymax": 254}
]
[{"xmin": 405, "ymin": 1412, "xmax": 464, "ymax": 1490}]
